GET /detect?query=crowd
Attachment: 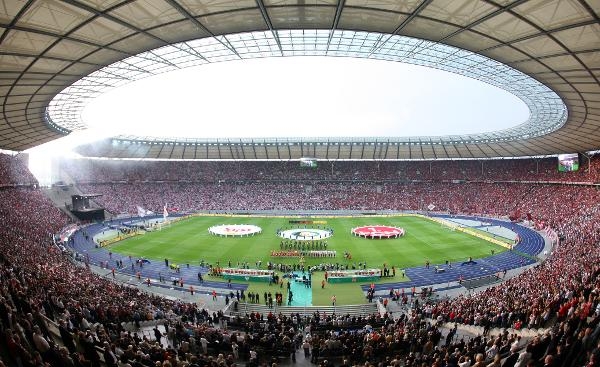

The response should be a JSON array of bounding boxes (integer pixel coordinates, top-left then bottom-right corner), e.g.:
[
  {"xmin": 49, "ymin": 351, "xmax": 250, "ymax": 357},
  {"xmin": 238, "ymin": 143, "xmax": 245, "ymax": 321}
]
[
  {"xmin": 224, "ymin": 305, "xmax": 599, "ymax": 367},
  {"xmin": 61, "ymin": 155, "xmax": 600, "ymax": 185},
  {"xmin": 0, "ymin": 153, "xmax": 38, "ymax": 186},
  {"xmin": 427, "ymin": 186, "xmax": 600, "ymax": 333},
  {"xmin": 0, "ymin": 159, "xmax": 217, "ymax": 365},
  {"xmin": 75, "ymin": 181, "xmax": 596, "ymax": 220},
  {"xmin": 0, "ymin": 156, "xmax": 598, "ymax": 366}
]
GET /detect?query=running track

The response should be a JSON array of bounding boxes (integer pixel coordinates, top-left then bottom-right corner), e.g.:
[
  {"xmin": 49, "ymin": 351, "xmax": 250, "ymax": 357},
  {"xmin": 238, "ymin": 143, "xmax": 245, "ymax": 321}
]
[
  {"xmin": 360, "ymin": 214, "xmax": 545, "ymax": 292},
  {"xmin": 69, "ymin": 214, "xmax": 544, "ymax": 294}
]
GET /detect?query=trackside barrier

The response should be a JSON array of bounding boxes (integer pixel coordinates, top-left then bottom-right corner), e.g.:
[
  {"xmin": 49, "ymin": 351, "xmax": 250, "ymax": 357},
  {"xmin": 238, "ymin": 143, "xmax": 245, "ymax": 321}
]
[{"xmin": 99, "ymin": 230, "xmax": 142, "ymax": 247}]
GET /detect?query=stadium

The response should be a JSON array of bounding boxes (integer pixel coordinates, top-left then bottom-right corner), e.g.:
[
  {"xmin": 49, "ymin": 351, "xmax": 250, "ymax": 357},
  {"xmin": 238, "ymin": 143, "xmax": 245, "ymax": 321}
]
[{"xmin": 0, "ymin": 1, "xmax": 599, "ymax": 367}]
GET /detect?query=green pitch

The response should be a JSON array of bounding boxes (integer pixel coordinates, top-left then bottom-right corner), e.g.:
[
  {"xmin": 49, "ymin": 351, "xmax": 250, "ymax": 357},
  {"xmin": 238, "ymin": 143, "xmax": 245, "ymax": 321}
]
[{"xmin": 109, "ymin": 215, "xmax": 506, "ymax": 305}]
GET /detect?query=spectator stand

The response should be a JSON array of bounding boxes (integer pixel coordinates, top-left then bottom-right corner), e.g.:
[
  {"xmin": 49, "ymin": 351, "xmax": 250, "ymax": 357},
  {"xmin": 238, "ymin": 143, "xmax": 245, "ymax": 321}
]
[{"xmin": 2, "ymin": 156, "xmax": 600, "ymax": 367}]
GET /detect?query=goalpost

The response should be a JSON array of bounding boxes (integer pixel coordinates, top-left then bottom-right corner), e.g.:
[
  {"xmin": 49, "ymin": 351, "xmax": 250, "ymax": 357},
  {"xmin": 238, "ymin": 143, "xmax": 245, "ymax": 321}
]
[{"xmin": 159, "ymin": 219, "xmax": 171, "ymax": 231}]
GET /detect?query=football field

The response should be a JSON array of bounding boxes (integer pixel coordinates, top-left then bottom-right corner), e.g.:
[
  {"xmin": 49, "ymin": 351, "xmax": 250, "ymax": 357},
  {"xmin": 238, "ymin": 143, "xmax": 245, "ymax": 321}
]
[
  {"xmin": 110, "ymin": 215, "xmax": 505, "ymax": 269},
  {"xmin": 106, "ymin": 214, "xmax": 507, "ymax": 305}
]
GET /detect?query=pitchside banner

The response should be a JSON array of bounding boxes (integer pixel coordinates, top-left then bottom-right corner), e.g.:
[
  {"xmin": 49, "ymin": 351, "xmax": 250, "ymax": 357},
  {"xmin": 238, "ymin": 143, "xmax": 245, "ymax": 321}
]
[
  {"xmin": 99, "ymin": 231, "xmax": 141, "ymax": 247},
  {"xmin": 456, "ymin": 227, "xmax": 512, "ymax": 249},
  {"xmin": 289, "ymin": 220, "xmax": 327, "ymax": 224}
]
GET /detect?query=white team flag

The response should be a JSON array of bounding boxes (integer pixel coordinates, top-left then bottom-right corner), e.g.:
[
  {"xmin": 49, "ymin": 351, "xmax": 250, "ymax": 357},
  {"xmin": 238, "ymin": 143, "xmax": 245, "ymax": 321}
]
[
  {"xmin": 137, "ymin": 205, "xmax": 154, "ymax": 217},
  {"xmin": 163, "ymin": 204, "xmax": 169, "ymax": 219}
]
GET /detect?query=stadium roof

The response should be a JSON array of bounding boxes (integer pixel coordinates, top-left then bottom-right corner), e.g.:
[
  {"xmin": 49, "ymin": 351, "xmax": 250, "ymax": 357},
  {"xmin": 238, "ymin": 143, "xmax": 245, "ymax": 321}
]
[
  {"xmin": 1, "ymin": 0, "xmax": 599, "ymax": 159},
  {"xmin": 49, "ymin": 32, "xmax": 562, "ymax": 141}
]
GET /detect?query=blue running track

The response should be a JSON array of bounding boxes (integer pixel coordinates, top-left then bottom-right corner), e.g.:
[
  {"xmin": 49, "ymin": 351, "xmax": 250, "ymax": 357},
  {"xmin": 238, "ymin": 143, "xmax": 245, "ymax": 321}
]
[{"xmin": 361, "ymin": 214, "xmax": 544, "ymax": 292}]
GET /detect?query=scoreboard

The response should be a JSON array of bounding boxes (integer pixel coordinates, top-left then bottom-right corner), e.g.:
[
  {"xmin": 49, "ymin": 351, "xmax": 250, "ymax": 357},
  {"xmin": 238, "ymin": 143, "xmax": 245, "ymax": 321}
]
[{"xmin": 299, "ymin": 157, "xmax": 317, "ymax": 168}]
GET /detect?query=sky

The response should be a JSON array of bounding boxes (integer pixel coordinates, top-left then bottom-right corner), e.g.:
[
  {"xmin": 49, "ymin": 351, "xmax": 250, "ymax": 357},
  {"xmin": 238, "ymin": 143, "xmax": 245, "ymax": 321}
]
[{"xmin": 81, "ymin": 56, "xmax": 530, "ymax": 140}]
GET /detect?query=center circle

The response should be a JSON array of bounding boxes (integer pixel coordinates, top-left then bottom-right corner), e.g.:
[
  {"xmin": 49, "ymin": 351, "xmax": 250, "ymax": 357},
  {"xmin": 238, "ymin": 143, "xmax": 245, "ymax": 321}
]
[{"xmin": 278, "ymin": 228, "xmax": 333, "ymax": 241}]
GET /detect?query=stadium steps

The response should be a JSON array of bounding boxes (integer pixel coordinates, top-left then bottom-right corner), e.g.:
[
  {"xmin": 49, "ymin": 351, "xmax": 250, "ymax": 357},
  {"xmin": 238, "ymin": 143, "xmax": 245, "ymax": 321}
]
[
  {"xmin": 230, "ymin": 302, "xmax": 378, "ymax": 317},
  {"xmin": 42, "ymin": 186, "xmax": 81, "ymax": 221}
]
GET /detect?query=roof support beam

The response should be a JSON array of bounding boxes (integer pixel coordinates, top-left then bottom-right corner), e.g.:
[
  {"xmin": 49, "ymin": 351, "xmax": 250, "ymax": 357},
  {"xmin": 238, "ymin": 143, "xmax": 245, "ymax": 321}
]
[
  {"xmin": 2, "ymin": 0, "xmax": 156, "ymax": 133},
  {"xmin": 576, "ymin": 0, "xmax": 599, "ymax": 22},
  {"xmin": 61, "ymin": 0, "xmax": 169, "ymax": 46},
  {"xmin": 251, "ymin": 140, "xmax": 258, "ymax": 159},
  {"xmin": 0, "ymin": 52, "xmax": 101, "ymax": 67},
  {"xmin": 437, "ymin": 0, "xmax": 529, "ymax": 44},
  {"xmin": 479, "ymin": 19, "xmax": 599, "ymax": 53},
  {"xmin": 383, "ymin": 140, "xmax": 390, "ymax": 160},
  {"xmin": 368, "ymin": 0, "xmax": 432, "ymax": 57},
  {"xmin": 255, "ymin": 0, "xmax": 283, "ymax": 55},
  {"xmin": 240, "ymin": 140, "xmax": 247, "ymax": 159},
  {"xmin": 0, "ymin": 24, "xmax": 132, "ymax": 57},
  {"xmin": 162, "ymin": 0, "xmax": 241, "ymax": 59},
  {"xmin": 429, "ymin": 140, "xmax": 437, "ymax": 159},
  {"xmin": 326, "ymin": 0, "xmax": 346, "ymax": 53},
  {"xmin": 0, "ymin": 0, "xmax": 46, "ymax": 46}
]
